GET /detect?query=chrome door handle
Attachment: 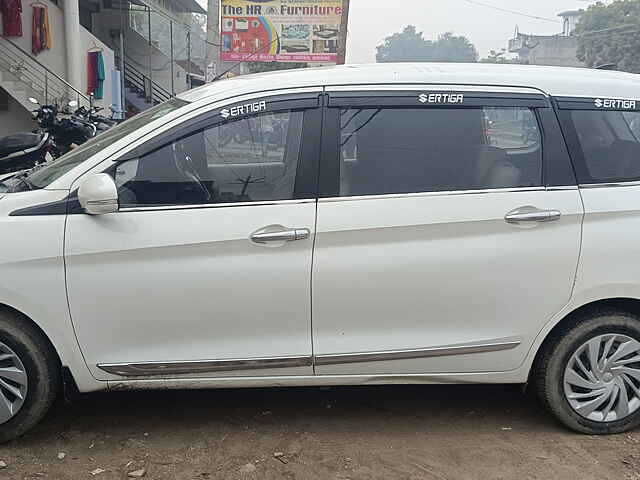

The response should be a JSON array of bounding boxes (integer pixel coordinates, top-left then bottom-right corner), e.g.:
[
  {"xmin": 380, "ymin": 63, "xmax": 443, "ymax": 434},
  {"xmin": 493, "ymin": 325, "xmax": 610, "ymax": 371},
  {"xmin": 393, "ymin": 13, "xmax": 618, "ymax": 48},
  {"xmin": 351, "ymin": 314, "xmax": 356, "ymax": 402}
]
[
  {"xmin": 250, "ymin": 227, "xmax": 310, "ymax": 244},
  {"xmin": 505, "ymin": 207, "xmax": 561, "ymax": 224}
]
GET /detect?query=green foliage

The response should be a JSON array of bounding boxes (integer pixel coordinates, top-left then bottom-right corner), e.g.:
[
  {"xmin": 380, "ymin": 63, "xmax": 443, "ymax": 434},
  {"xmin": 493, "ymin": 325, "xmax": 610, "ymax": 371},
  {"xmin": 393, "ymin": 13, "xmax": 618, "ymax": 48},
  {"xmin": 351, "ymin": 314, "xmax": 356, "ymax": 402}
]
[
  {"xmin": 376, "ymin": 26, "xmax": 478, "ymax": 63},
  {"xmin": 575, "ymin": 0, "xmax": 640, "ymax": 72},
  {"xmin": 245, "ymin": 62, "xmax": 308, "ymax": 74}
]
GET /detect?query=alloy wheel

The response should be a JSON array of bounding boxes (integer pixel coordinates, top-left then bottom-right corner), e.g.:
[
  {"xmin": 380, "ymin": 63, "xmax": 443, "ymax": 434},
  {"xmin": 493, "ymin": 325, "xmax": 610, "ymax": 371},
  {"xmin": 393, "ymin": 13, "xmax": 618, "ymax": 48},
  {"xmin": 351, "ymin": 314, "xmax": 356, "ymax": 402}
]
[
  {"xmin": 564, "ymin": 334, "xmax": 640, "ymax": 422},
  {"xmin": 0, "ymin": 340, "xmax": 28, "ymax": 424}
]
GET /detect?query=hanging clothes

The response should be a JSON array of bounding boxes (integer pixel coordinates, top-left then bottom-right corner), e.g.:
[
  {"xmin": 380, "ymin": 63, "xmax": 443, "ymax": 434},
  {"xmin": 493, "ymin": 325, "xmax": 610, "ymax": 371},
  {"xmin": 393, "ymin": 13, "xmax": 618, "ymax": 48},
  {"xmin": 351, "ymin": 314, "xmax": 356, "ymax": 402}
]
[
  {"xmin": 94, "ymin": 51, "xmax": 105, "ymax": 100},
  {"xmin": 87, "ymin": 51, "xmax": 98, "ymax": 96},
  {"xmin": 31, "ymin": 6, "xmax": 51, "ymax": 54},
  {"xmin": 1, "ymin": 0, "xmax": 23, "ymax": 37},
  {"xmin": 87, "ymin": 50, "xmax": 104, "ymax": 100},
  {"xmin": 31, "ymin": 7, "xmax": 40, "ymax": 53},
  {"xmin": 42, "ymin": 6, "xmax": 50, "ymax": 48}
]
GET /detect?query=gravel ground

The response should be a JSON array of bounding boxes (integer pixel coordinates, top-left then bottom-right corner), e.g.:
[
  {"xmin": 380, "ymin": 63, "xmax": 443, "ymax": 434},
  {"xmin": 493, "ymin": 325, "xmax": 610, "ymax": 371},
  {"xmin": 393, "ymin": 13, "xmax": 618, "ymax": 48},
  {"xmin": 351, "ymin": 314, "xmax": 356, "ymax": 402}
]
[{"xmin": 1, "ymin": 384, "xmax": 640, "ymax": 479}]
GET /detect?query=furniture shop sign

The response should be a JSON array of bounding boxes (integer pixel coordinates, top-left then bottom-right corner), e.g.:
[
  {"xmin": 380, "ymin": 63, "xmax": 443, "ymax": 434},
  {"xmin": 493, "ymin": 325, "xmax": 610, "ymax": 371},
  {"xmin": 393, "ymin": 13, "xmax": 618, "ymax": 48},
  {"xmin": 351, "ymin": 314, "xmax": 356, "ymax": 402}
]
[{"xmin": 220, "ymin": 0, "xmax": 343, "ymax": 63}]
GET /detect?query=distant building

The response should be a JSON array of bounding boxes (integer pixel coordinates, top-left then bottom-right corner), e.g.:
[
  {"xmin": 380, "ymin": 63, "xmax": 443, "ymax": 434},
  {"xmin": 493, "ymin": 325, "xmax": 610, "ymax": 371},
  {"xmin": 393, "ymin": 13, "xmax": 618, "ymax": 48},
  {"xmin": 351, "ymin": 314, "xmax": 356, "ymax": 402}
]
[
  {"xmin": 508, "ymin": 10, "xmax": 584, "ymax": 67},
  {"xmin": 0, "ymin": 0, "xmax": 208, "ymax": 135}
]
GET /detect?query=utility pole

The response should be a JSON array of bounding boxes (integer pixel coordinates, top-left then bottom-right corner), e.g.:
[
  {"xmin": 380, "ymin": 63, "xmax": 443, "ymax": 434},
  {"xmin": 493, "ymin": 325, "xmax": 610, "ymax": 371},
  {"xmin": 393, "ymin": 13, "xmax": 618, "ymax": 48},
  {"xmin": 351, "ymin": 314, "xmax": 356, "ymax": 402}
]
[
  {"xmin": 205, "ymin": 0, "xmax": 221, "ymax": 81},
  {"xmin": 336, "ymin": 0, "xmax": 350, "ymax": 65}
]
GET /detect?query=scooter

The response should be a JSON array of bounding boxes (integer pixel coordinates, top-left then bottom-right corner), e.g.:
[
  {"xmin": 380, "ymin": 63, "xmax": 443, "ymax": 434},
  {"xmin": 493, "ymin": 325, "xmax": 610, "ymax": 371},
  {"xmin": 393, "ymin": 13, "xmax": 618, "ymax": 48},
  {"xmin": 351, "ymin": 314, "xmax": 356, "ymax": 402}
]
[
  {"xmin": 0, "ymin": 98, "xmax": 59, "ymax": 174},
  {"xmin": 0, "ymin": 98, "xmax": 95, "ymax": 174}
]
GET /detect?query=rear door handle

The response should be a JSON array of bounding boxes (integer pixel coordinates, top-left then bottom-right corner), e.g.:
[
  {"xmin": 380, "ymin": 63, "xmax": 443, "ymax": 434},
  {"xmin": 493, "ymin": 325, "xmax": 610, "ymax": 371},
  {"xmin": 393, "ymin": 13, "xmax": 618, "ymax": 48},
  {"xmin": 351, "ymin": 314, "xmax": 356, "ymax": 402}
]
[
  {"xmin": 250, "ymin": 226, "xmax": 310, "ymax": 244},
  {"xmin": 505, "ymin": 207, "xmax": 561, "ymax": 224}
]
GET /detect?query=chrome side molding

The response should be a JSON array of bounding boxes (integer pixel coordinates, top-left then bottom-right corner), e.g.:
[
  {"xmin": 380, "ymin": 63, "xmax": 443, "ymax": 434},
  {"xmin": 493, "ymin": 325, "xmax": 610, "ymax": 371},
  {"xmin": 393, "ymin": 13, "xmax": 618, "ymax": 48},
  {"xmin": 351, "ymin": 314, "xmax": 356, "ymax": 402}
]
[
  {"xmin": 98, "ymin": 340, "xmax": 521, "ymax": 377},
  {"xmin": 99, "ymin": 355, "xmax": 313, "ymax": 376},
  {"xmin": 314, "ymin": 341, "xmax": 521, "ymax": 366}
]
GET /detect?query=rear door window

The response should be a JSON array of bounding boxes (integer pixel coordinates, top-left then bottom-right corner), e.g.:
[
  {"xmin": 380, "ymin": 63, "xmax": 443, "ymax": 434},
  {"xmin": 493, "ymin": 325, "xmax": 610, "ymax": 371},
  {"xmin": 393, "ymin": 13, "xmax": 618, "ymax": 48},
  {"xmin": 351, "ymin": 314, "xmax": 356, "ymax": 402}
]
[
  {"xmin": 338, "ymin": 106, "xmax": 542, "ymax": 197},
  {"xmin": 563, "ymin": 109, "xmax": 640, "ymax": 183}
]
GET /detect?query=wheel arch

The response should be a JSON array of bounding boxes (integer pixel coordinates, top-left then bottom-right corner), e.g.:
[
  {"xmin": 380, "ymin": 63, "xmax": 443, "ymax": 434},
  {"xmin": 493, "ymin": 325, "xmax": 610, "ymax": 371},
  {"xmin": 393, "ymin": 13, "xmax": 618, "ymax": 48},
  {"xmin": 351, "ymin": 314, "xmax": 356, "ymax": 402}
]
[
  {"xmin": 0, "ymin": 301, "xmax": 103, "ymax": 393},
  {"xmin": 529, "ymin": 297, "xmax": 640, "ymax": 379},
  {"xmin": 0, "ymin": 302, "xmax": 62, "ymax": 365}
]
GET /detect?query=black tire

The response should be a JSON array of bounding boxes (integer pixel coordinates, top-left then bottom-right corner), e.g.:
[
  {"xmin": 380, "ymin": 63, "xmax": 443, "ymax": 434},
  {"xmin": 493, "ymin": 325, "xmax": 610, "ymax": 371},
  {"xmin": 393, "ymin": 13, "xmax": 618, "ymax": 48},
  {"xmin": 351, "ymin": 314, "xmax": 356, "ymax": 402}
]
[
  {"xmin": 534, "ymin": 308, "xmax": 640, "ymax": 434},
  {"xmin": 0, "ymin": 310, "xmax": 60, "ymax": 443}
]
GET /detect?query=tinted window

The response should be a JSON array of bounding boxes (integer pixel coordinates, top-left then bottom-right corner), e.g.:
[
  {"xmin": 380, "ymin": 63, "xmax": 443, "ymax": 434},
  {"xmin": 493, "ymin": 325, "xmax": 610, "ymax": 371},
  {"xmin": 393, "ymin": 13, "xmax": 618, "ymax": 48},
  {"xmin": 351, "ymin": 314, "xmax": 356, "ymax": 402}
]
[
  {"xmin": 114, "ymin": 110, "xmax": 304, "ymax": 207},
  {"xmin": 339, "ymin": 107, "xmax": 542, "ymax": 196},
  {"xmin": 569, "ymin": 110, "xmax": 640, "ymax": 182},
  {"xmin": 26, "ymin": 98, "xmax": 189, "ymax": 189}
]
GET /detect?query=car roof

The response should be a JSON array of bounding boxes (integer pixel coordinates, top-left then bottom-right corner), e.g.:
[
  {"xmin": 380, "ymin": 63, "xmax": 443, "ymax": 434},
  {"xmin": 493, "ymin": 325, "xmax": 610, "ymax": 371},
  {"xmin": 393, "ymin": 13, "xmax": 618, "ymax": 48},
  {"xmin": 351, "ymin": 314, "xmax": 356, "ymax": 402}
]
[{"xmin": 179, "ymin": 63, "xmax": 640, "ymax": 103}]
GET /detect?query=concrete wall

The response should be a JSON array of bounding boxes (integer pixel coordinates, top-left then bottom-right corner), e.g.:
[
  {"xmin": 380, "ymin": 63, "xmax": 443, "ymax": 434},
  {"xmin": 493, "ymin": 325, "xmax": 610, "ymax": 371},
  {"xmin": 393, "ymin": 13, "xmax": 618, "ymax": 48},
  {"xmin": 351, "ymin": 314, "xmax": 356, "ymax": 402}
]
[
  {"xmin": 519, "ymin": 36, "xmax": 584, "ymax": 68},
  {"xmin": 9, "ymin": 0, "xmax": 67, "ymax": 79},
  {"xmin": 0, "ymin": 89, "xmax": 35, "ymax": 135},
  {"xmin": 2, "ymin": 0, "xmax": 114, "ymax": 109}
]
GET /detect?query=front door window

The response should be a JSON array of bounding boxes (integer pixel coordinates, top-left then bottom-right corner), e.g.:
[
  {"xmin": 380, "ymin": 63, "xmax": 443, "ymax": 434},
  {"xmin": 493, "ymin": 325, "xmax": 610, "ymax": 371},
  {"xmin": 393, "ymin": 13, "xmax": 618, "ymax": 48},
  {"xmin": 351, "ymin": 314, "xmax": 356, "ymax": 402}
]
[{"xmin": 114, "ymin": 109, "xmax": 305, "ymax": 207}]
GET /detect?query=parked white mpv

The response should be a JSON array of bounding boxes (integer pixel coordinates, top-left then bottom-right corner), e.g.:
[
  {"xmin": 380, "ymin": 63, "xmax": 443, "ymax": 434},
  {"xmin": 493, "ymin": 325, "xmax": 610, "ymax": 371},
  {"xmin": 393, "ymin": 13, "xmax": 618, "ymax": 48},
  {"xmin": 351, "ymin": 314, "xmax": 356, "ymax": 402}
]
[{"xmin": 2, "ymin": 63, "xmax": 640, "ymax": 441}]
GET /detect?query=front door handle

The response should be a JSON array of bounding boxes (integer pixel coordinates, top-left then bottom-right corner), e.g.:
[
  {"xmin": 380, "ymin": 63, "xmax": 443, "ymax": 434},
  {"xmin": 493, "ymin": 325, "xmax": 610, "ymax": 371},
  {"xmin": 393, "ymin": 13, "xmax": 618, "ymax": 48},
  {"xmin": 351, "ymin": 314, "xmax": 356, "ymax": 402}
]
[
  {"xmin": 250, "ymin": 226, "xmax": 310, "ymax": 244},
  {"xmin": 505, "ymin": 206, "xmax": 561, "ymax": 224}
]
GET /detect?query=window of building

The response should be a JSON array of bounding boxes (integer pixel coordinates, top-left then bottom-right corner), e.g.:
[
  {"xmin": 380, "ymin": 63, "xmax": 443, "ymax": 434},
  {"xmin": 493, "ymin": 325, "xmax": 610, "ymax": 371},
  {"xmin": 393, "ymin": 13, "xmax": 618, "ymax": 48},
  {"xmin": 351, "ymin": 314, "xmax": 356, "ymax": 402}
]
[
  {"xmin": 569, "ymin": 110, "xmax": 640, "ymax": 183},
  {"xmin": 114, "ymin": 110, "xmax": 304, "ymax": 207},
  {"xmin": 338, "ymin": 107, "xmax": 542, "ymax": 197}
]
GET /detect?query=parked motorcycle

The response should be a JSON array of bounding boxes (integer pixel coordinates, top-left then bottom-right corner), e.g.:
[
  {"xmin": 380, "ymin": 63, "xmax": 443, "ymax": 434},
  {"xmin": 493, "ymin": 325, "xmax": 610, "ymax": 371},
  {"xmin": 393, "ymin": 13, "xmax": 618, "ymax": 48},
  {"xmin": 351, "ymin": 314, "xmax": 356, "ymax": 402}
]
[
  {"xmin": 0, "ymin": 98, "xmax": 96, "ymax": 174},
  {"xmin": 72, "ymin": 105, "xmax": 121, "ymax": 135}
]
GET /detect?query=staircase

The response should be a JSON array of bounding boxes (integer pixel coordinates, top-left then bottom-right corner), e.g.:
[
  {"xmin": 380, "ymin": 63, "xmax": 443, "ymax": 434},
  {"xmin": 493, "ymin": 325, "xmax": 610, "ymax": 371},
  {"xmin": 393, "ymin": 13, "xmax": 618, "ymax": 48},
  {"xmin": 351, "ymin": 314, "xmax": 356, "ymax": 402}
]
[
  {"xmin": 117, "ymin": 56, "xmax": 171, "ymax": 112},
  {"xmin": 0, "ymin": 36, "xmax": 91, "ymax": 111}
]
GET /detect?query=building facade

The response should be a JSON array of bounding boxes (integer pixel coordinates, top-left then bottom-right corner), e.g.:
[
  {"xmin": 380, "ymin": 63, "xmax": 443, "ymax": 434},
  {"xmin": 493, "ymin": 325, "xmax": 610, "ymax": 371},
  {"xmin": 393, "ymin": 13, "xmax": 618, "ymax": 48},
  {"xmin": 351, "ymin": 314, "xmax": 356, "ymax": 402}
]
[
  {"xmin": 508, "ymin": 10, "xmax": 585, "ymax": 68},
  {"xmin": 0, "ymin": 0, "xmax": 206, "ymax": 134}
]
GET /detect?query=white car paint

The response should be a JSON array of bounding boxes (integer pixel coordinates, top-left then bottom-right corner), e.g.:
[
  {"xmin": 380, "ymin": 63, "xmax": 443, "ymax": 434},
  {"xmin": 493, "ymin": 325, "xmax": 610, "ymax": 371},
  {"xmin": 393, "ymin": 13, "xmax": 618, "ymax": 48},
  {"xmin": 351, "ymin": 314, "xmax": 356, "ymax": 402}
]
[
  {"xmin": 312, "ymin": 188, "xmax": 583, "ymax": 375},
  {"xmin": 0, "ymin": 63, "xmax": 638, "ymax": 394}
]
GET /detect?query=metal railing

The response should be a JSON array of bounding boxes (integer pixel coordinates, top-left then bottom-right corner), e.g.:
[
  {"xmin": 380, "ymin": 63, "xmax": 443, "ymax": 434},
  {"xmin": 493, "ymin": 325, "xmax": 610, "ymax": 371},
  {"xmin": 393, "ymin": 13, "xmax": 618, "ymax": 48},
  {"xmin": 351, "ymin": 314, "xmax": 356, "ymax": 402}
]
[
  {"xmin": 117, "ymin": 55, "xmax": 171, "ymax": 105},
  {"xmin": 0, "ymin": 35, "xmax": 91, "ymax": 108}
]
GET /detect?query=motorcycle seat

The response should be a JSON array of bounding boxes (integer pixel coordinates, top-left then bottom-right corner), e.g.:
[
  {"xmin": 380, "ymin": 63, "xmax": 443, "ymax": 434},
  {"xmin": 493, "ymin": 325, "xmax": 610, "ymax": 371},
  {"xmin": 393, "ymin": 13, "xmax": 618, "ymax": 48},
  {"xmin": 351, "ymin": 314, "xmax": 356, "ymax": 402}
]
[{"xmin": 0, "ymin": 133, "xmax": 45, "ymax": 156}]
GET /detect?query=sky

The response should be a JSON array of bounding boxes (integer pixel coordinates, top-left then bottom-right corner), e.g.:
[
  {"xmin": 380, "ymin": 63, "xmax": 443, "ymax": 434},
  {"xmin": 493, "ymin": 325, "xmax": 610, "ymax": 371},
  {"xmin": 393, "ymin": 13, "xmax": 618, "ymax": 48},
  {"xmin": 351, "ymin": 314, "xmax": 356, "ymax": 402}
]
[{"xmin": 345, "ymin": 0, "xmax": 601, "ymax": 63}]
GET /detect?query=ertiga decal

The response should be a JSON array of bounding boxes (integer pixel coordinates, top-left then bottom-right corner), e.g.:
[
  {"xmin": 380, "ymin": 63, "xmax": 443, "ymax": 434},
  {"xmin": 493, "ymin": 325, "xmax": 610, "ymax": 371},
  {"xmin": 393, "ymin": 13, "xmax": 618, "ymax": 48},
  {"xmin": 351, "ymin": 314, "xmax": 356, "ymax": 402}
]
[
  {"xmin": 418, "ymin": 93, "xmax": 465, "ymax": 105},
  {"xmin": 594, "ymin": 97, "xmax": 637, "ymax": 110},
  {"xmin": 221, "ymin": 100, "xmax": 268, "ymax": 119}
]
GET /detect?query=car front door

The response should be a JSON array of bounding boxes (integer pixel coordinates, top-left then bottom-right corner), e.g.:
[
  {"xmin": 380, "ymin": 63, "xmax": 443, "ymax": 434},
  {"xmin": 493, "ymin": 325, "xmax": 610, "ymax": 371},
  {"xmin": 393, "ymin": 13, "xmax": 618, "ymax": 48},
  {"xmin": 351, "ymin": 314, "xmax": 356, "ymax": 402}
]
[
  {"xmin": 65, "ymin": 91, "xmax": 321, "ymax": 380},
  {"xmin": 312, "ymin": 85, "xmax": 583, "ymax": 375}
]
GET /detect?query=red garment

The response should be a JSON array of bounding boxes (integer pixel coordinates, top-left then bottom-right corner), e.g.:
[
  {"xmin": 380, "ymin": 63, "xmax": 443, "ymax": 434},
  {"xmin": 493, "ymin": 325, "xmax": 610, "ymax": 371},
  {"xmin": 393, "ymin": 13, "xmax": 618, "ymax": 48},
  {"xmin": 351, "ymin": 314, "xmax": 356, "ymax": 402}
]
[
  {"xmin": 31, "ymin": 6, "xmax": 50, "ymax": 54},
  {"xmin": 0, "ymin": 0, "xmax": 23, "ymax": 37},
  {"xmin": 31, "ymin": 6, "xmax": 40, "ymax": 53},
  {"xmin": 87, "ymin": 51, "xmax": 98, "ymax": 95}
]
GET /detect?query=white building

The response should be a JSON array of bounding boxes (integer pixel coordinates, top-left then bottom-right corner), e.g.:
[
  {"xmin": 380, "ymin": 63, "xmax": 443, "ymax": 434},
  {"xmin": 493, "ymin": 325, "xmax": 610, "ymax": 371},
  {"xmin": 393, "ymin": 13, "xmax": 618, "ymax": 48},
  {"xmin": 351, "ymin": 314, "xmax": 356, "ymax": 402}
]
[
  {"xmin": 508, "ymin": 10, "xmax": 585, "ymax": 68},
  {"xmin": 0, "ymin": 0, "xmax": 206, "ymax": 134}
]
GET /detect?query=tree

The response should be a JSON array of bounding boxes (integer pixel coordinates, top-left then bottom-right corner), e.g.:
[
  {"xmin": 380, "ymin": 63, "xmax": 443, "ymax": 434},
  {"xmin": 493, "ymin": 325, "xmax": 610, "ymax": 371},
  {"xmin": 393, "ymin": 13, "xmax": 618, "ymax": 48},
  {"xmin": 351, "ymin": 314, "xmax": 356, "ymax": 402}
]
[
  {"xmin": 376, "ymin": 26, "xmax": 478, "ymax": 63},
  {"xmin": 575, "ymin": 0, "xmax": 640, "ymax": 73}
]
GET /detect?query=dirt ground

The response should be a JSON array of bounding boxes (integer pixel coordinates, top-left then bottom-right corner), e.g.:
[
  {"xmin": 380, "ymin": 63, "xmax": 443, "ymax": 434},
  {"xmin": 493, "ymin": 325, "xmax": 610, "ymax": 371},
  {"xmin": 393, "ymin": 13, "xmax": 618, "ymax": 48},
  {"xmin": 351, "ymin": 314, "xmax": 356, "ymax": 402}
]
[{"xmin": 1, "ymin": 384, "xmax": 640, "ymax": 480}]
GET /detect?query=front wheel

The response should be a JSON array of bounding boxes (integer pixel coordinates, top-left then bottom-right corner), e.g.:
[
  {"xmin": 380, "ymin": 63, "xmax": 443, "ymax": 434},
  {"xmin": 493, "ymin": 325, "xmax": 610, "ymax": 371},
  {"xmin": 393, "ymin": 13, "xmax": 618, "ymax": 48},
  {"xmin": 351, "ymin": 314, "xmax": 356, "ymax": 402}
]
[
  {"xmin": 534, "ymin": 309, "xmax": 640, "ymax": 434},
  {"xmin": 0, "ymin": 311, "xmax": 60, "ymax": 443}
]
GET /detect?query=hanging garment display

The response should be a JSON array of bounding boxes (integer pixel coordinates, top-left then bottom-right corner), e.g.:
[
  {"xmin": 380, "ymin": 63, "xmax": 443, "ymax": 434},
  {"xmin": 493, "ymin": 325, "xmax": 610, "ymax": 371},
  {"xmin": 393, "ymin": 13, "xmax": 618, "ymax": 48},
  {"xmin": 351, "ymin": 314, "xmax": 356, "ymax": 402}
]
[
  {"xmin": 87, "ymin": 50, "xmax": 105, "ymax": 100},
  {"xmin": 1, "ymin": 0, "xmax": 23, "ymax": 37},
  {"xmin": 31, "ymin": 5, "xmax": 51, "ymax": 54}
]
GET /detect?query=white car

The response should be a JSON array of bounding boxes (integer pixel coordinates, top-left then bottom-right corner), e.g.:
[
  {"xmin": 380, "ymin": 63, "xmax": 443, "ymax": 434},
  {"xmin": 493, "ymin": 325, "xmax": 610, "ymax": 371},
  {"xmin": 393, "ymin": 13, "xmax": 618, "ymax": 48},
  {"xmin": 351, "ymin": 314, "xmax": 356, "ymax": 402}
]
[{"xmin": 1, "ymin": 63, "xmax": 640, "ymax": 441}]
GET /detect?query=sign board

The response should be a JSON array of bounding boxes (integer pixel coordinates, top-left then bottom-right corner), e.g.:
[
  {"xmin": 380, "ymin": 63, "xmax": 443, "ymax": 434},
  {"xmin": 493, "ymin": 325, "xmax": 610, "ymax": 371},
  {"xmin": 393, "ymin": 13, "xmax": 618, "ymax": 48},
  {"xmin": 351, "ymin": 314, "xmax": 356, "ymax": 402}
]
[{"xmin": 220, "ymin": 0, "xmax": 342, "ymax": 63}]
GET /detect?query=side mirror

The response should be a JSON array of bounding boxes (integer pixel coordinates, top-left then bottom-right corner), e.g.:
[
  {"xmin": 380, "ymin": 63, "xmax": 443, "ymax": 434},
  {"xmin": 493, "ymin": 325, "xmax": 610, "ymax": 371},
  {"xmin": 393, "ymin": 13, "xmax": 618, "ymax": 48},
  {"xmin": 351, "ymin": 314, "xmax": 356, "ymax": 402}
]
[
  {"xmin": 78, "ymin": 173, "xmax": 119, "ymax": 215},
  {"xmin": 28, "ymin": 97, "xmax": 39, "ymax": 105}
]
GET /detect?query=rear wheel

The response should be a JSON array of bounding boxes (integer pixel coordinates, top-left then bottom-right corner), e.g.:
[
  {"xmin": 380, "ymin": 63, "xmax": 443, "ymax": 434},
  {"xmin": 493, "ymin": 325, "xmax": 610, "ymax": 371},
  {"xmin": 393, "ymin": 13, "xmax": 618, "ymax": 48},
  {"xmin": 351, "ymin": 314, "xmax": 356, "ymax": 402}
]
[
  {"xmin": 534, "ymin": 309, "xmax": 640, "ymax": 434},
  {"xmin": 0, "ymin": 311, "xmax": 60, "ymax": 443}
]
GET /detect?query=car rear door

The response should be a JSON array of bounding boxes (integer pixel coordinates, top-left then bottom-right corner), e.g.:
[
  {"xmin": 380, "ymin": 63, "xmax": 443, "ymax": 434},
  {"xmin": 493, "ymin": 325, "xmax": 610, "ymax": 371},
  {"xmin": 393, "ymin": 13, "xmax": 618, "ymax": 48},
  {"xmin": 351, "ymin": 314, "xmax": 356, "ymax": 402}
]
[{"xmin": 312, "ymin": 85, "xmax": 583, "ymax": 375}]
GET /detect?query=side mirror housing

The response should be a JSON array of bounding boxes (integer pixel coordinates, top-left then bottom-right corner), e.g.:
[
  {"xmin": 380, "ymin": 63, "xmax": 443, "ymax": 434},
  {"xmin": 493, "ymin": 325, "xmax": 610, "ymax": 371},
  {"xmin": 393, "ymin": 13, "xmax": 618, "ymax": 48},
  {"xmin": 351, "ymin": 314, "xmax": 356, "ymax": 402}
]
[{"xmin": 78, "ymin": 173, "xmax": 119, "ymax": 215}]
